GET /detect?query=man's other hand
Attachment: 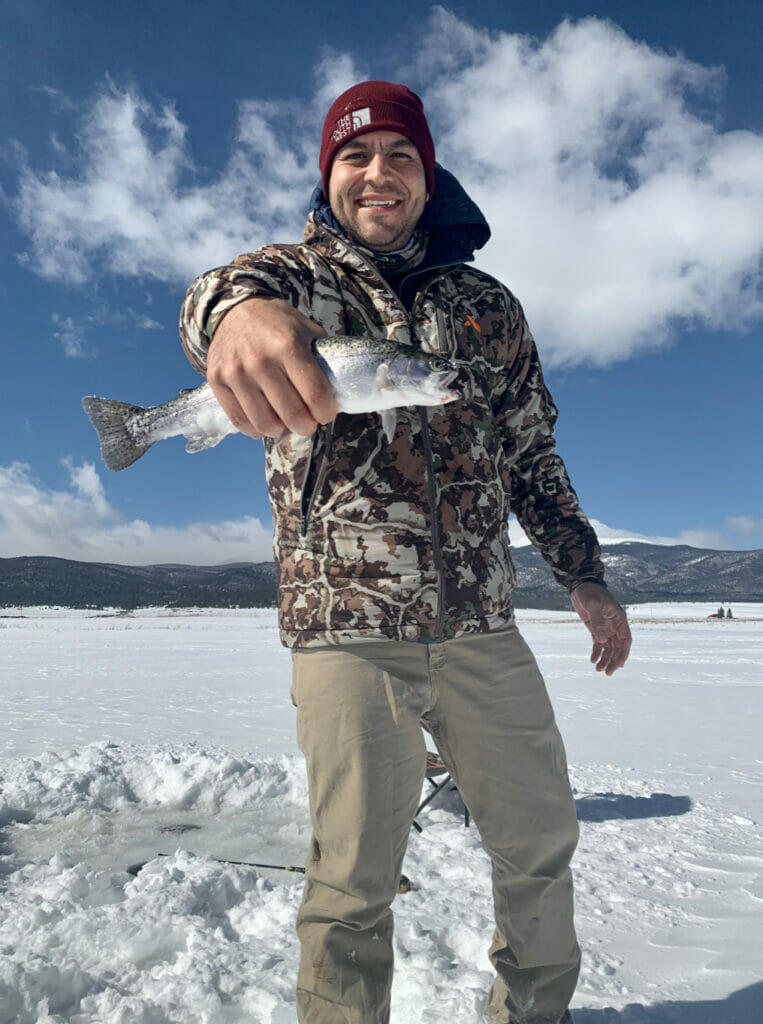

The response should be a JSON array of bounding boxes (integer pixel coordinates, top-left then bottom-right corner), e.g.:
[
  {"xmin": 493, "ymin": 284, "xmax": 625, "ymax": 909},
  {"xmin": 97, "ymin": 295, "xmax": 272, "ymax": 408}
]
[
  {"xmin": 571, "ymin": 582, "xmax": 631, "ymax": 676},
  {"xmin": 206, "ymin": 298, "xmax": 338, "ymax": 439}
]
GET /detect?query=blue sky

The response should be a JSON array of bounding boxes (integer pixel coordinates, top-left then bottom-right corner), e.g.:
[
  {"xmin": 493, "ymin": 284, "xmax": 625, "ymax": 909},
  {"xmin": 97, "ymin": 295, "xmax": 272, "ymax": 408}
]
[{"xmin": 1, "ymin": 0, "xmax": 761, "ymax": 565}]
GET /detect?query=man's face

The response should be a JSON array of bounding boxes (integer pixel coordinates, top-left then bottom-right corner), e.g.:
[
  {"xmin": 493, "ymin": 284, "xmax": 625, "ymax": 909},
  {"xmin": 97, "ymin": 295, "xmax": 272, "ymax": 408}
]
[{"xmin": 328, "ymin": 131, "xmax": 428, "ymax": 252}]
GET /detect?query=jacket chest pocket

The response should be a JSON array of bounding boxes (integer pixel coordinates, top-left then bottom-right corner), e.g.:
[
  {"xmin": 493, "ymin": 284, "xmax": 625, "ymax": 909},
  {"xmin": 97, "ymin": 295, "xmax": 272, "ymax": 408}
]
[{"xmin": 411, "ymin": 298, "xmax": 456, "ymax": 358}]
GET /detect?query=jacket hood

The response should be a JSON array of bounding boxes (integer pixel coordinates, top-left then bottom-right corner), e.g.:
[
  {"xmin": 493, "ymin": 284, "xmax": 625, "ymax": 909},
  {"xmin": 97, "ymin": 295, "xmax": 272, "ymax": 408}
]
[
  {"xmin": 420, "ymin": 163, "xmax": 491, "ymax": 266},
  {"xmin": 309, "ymin": 162, "xmax": 491, "ymax": 270}
]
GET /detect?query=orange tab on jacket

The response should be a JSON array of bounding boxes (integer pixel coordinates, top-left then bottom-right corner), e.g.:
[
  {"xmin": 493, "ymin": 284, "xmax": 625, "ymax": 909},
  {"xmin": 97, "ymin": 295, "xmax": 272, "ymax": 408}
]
[{"xmin": 465, "ymin": 315, "xmax": 481, "ymax": 333}]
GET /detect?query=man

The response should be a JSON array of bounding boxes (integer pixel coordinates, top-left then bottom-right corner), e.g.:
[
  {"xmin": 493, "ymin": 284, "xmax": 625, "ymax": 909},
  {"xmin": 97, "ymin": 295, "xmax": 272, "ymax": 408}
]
[{"xmin": 179, "ymin": 81, "xmax": 631, "ymax": 1024}]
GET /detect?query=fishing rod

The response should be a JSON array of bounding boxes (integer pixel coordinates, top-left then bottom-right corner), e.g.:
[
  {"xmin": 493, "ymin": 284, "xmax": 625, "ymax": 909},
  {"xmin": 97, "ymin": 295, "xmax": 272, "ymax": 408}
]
[
  {"xmin": 126, "ymin": 852, "xmax": 305, "ymax": 877},
  {"xmin": 126, "ymin": 853, "xmax": 412, "ymax": 893}
]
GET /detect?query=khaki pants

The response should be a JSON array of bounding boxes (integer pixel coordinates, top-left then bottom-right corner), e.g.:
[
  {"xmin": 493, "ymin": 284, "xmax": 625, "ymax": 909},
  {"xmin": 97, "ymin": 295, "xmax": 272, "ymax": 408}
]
[{"xmin": 290, "ymin": 626, "xmax": 580, "ymax": 1024}]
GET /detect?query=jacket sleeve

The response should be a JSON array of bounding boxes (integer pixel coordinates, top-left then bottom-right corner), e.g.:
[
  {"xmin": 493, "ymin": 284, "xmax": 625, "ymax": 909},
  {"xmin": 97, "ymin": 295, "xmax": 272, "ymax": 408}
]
[
  {"xmin": 178, "ymin": 246, "xmax": 314, "ymax": 374},
  {"xmin": 492, "ymin": 289, "xmax": 606, "ymax": 591}
]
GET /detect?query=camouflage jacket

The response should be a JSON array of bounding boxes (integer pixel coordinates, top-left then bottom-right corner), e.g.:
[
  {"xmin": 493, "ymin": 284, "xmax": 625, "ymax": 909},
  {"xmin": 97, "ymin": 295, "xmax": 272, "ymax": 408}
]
[{"xmin": 179, "ymin": 210, "xmax": 605, "ymax": 648}]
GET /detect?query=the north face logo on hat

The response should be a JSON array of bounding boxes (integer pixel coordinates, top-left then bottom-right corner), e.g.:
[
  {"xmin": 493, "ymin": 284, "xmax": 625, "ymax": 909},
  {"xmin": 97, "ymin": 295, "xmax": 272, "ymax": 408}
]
[{"xmin": 331, "ymin": 106, "xmax": 372, "ymax": 143}]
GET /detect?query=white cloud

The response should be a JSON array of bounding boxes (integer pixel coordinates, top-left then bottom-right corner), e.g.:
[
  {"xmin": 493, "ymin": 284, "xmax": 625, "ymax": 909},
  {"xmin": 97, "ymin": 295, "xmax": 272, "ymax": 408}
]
[
  {"xmin": 419, "ymin": 11, "xmax": 763, "ymax": 364},
  {"xmin": 726, "ymin": 515, "xmax": 763, "ymax": 538},
  {"xmin": 0, "ymin": 461, "xmax": 274, "ymax": 565},
  {"xmin": 312, "ymin": 50, "xmax": 366, "ymax": 114},
  {"xmin": 50, "ymin": 305, "xmax": 164, "ymax": 358},
  {"xmin": 9, "ymin": 14, "xmax": 763, "ymax": 366},
  {"xmin": 32, "ymin": 85, "xmax": 77, "ymax": 113},
  {"xmin": 13, "ymin": 88, "xmax": 316, "ymax": 287},
  {"xmin": 51, "ymin": 313, "xmax": 87, "ymax": 358},
  {"xmin": 134, "ymin": 313, "xmax": 162, "ymax": 330},
  {"xmin": 64, "ymin": 457, "xmax": 110, "ymax": 519}
]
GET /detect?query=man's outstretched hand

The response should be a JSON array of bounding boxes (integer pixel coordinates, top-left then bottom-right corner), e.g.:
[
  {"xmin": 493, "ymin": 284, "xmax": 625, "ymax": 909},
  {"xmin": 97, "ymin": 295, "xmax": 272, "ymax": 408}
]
[
  {"xmin": 571, "ymin": 582, "xmax": 631, "ymax": 676},
  {"xmin": 207, "ymin": 297, "xmax": 338, "ymax": 440}
]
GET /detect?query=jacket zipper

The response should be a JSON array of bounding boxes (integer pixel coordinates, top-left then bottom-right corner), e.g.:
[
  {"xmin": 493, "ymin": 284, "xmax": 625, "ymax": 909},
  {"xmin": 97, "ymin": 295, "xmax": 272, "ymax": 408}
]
[
  {"xmin": 421, "ymin": 297, "xmax": 454, "ymax": 641},
  {"xmin": 418, "ymin": 406, "xmax": 446, "ymax": 642},
  {"xmin": 299, "ymin": 422, "xmax": 335, "ymax": 537}
]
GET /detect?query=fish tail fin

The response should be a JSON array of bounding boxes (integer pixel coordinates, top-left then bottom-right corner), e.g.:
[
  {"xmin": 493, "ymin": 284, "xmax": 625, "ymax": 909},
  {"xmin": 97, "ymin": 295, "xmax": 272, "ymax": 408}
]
[{"xmin": 81, "ymin": 396, "xmax": 152, "ymax": 471}]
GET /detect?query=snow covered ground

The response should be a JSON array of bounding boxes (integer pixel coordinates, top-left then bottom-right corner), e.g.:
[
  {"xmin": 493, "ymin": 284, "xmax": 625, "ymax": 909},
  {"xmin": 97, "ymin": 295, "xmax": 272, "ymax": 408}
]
[{"xmin": 1, "ymin": 604, "xmax": 761, "ymax": 1023}]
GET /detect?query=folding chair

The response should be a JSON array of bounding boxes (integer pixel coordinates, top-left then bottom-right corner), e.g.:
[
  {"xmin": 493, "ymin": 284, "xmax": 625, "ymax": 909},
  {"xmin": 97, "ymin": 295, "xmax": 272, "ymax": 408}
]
[{"xmin": 412, "ymin": 751, "xmax": 470, "ymax": 831}]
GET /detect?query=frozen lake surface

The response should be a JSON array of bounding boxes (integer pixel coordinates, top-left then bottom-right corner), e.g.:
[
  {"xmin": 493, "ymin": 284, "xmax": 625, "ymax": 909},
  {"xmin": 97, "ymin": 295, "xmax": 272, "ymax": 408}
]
[{"xmin": 1, "ymin": 604, "xmax": 761, "ymax": 1022}]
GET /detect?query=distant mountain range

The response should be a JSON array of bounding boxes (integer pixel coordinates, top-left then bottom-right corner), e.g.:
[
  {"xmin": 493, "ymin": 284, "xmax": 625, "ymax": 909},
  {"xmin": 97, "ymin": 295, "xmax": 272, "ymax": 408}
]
[{"xmin": 1, "ymin": 543, "xmax": 760, "ymax": 610}]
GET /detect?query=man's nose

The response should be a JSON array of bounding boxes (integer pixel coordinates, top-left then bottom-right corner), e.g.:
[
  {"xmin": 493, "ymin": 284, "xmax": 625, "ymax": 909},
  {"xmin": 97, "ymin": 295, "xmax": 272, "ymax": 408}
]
[{"xmin": 363, "ymin": 153, "xmax": 394, "ymax": 184}]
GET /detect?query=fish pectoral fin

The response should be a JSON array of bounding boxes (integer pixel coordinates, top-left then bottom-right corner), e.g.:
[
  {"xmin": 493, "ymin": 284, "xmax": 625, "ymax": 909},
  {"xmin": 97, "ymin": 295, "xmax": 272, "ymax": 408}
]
[
  {"xmin": 374, "ymin": 365, "xmax": 398, "ymax": 440},
  {"xmin": 375, "ymin": 363, "xmax": 393, "ymax": 390},
  {"xmin": 185, "ymin": 433, "xmax": 226, "ymax": 454},
  {"xmin": 380, "ymin": 409, "xmax": 398, "ymax": 443}
]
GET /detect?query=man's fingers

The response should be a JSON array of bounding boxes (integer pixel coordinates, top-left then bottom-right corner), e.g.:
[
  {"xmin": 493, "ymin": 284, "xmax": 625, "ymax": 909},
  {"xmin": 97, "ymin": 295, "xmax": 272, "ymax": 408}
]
[
  {"xmin": 283, "ymin": 310, "xmax": 336, "ymax": 423},
  {"xmin": 281, "ymin": 342, "xmax": 339, "ymax": 427},
  {"xmin": 209, "ymin": 379, "xmax": 268, "ymax": 440},
  {"xmin": 591, "ymin": 618, "xmax": 632, "ymax": 676},
  {"xmin": 572, "ymin": 582, "xmax": 631, "ymax": 676},
  {"xmin": 221, "ymin": 372, "xmax": 318, "ymax": 439},
  {"xmin": 261, "ymin": 365, "xmax": 321, "ymax": 437}
]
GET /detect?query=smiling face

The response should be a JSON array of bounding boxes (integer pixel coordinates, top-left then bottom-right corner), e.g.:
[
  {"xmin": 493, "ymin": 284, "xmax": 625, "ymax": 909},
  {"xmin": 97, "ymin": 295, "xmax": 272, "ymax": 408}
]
[{"xmin": 327, "ymin": 130, "xmax": 429, "ymax": 252}]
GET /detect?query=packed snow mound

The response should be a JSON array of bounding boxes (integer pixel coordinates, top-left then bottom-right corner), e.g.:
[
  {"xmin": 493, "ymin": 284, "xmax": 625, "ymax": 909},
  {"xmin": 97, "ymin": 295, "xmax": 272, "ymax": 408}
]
[{"xmin": 0, "ymin": 741, "xmax": 307, "ymax": 823}]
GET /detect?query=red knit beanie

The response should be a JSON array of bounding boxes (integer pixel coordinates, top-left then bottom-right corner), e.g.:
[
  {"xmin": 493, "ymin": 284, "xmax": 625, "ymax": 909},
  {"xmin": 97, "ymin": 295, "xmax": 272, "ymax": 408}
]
[{"xmin": 319, "ymin": 81, "xmax": 435, "ymax": 198}]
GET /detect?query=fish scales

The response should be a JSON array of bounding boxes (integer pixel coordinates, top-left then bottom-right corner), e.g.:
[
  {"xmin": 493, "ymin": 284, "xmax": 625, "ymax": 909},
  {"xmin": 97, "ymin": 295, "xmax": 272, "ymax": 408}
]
[{"xmin": 82, "ymin": 335, "xmax": 458, "ymax": 471}]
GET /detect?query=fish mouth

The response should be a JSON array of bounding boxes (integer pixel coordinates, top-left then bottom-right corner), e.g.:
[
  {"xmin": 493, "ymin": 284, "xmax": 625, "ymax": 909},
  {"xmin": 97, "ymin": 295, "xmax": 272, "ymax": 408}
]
[{"xmin": 434, "ymin": 368, "xmax": 460, "ymax": 403}]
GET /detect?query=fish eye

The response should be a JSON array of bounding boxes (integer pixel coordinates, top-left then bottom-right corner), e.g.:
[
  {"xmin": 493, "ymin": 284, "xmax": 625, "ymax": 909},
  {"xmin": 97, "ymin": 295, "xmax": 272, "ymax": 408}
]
[{"xmin": 429, "ymin": 357, "xmax": 450, "ymax": 372}]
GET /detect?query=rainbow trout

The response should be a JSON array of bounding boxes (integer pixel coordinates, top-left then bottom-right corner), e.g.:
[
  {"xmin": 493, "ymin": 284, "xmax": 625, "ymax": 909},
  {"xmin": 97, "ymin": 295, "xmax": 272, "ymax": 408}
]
[{"xmin": 83, "ymin": 335, "xmax": 459, "ymax": 471}]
